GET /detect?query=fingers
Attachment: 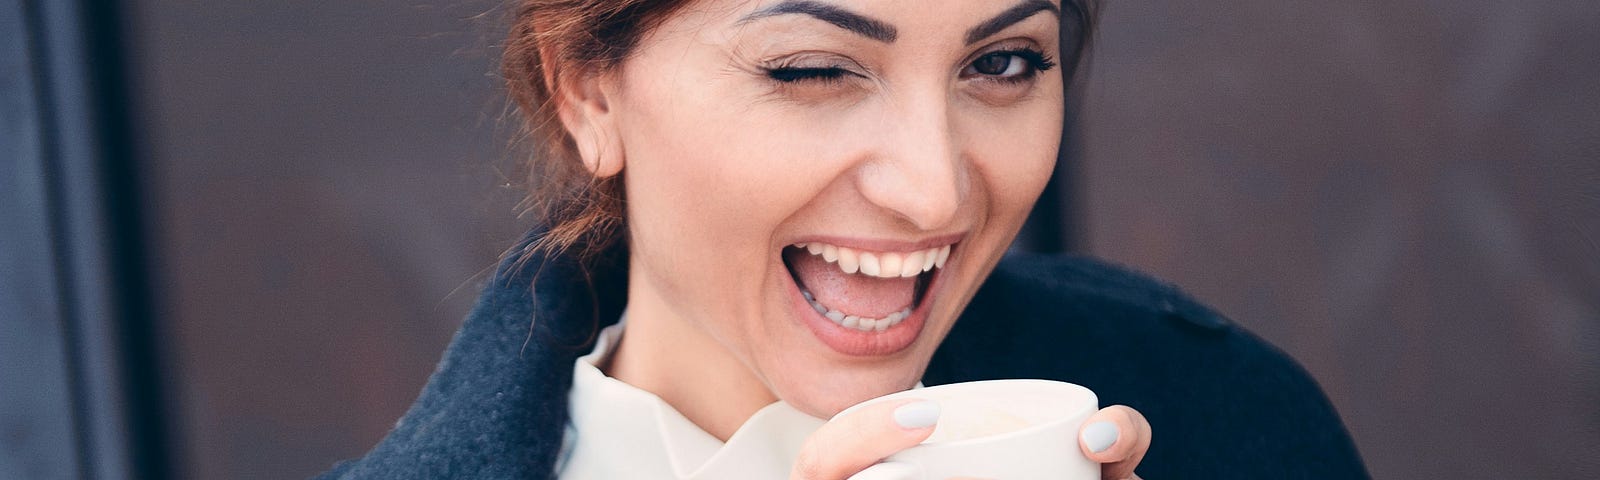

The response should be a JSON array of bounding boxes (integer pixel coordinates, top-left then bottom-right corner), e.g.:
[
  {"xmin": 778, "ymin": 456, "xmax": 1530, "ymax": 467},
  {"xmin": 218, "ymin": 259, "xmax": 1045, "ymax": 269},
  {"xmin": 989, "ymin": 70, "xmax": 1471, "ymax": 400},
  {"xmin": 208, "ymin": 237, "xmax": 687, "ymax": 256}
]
[
  {"xmin": 791, "ymin": 399, "xmax": 939, "ymax": 480},
  {"xmin": 1078, "ymin": 405, "xmax": 1151, "ymax": 480}
]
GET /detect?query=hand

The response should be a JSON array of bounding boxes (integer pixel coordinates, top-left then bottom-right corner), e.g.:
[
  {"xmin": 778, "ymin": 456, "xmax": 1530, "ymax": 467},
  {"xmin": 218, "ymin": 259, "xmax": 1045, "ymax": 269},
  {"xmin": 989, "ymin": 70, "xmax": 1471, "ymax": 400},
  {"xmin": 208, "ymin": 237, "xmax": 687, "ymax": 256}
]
[
  {"xmin": 790, "ymin": 400, "xmax": 1151, "ymax": 480},
  {"xmin": 1078, "ymin": 405, "xmax": 1151, "ymax": 480},
  {"xmin": 789, "ymin": 399, "xmax": 940, "ymax": 480}
]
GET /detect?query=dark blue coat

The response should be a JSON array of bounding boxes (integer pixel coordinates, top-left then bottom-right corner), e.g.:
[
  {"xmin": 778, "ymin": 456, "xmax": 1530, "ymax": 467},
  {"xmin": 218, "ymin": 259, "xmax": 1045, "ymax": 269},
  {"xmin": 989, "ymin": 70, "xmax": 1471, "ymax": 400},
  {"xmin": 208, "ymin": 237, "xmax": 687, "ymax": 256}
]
[{"xmin": 319, "ymin": 235, "xmax": 1369, "ymax": 479}]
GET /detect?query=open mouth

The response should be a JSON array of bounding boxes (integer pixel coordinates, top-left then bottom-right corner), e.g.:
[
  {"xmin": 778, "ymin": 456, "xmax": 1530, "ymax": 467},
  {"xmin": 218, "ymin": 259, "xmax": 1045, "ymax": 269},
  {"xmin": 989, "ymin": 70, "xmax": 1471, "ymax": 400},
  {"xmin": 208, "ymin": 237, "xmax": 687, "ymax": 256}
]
[{"xmin": 782, "ymin": 242, "xmax": 950, "ymax": 333}]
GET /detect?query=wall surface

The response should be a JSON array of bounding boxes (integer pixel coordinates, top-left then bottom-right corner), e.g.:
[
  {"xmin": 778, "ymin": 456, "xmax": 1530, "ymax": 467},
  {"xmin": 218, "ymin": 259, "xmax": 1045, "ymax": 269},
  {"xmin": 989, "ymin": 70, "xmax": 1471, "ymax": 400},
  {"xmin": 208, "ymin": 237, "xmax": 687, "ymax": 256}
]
[
  {"xmin": 120, "ymin": 0, "xmax": 1598, "ymax": 479},
  {"xmin": 126, "ymin": 1, "xmax": 522, "ymax": 478},
  {"xmin": 1077, "ymin": 1, "xmax": 1600, "ymax": 478}
]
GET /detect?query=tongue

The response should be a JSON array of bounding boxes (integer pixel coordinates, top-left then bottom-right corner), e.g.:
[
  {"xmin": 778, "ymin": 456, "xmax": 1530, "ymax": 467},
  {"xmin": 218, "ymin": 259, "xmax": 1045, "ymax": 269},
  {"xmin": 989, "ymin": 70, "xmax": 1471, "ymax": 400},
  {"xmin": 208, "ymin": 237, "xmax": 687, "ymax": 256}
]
[{"xmin": 788, "ymin": 249, "xmax": 916, "ymax": 318}]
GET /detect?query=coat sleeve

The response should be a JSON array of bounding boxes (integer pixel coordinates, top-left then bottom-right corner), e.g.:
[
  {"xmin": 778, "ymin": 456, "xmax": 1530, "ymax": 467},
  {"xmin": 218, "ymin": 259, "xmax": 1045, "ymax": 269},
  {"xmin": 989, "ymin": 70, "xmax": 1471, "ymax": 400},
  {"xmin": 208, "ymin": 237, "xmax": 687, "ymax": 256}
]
[{"xmin": 1158, "ymin": 330, "xmax": 1371, "ymax": 479}]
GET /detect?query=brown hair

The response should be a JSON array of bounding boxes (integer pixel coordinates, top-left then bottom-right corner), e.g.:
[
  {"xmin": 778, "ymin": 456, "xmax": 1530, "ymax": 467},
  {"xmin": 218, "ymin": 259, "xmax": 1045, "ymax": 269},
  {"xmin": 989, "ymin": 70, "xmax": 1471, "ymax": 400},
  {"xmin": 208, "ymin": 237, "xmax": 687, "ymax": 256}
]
[
  {"xmin": 502, "ymin": 0, "xmax": 695, "ymax": 265},
  {"xmin": 503, "ymin": 0, "xmax": 1097, "ymax": 265}
]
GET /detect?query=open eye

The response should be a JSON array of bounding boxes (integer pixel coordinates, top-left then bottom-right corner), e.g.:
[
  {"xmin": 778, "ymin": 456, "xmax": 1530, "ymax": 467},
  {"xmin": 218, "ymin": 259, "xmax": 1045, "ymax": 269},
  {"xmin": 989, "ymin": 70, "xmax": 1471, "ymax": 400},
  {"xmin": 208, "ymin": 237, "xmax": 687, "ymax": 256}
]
[{"xmin": 963, "ymin": 48, "xmax": 1057, "ymax": 82}]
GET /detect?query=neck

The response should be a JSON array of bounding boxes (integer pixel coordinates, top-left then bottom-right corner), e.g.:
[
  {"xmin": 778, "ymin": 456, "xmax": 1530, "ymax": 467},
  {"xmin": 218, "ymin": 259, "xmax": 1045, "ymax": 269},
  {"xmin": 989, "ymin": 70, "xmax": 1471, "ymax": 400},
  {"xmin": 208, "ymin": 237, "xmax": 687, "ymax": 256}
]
[{"xmin": 606, "ymin": 271, "xmax": 778, "ymax": 442}]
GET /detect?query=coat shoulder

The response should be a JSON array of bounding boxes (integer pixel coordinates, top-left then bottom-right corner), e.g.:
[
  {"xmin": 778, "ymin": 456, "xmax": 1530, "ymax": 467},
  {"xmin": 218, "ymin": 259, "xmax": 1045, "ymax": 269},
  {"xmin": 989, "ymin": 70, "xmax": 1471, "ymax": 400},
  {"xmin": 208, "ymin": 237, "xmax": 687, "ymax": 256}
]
[
  {"xmin": 990, "ymin": 251, "xmax": 1233, "ymax": 331},
  {"xmin": 931, "ymin": 252, "xmax": 1370, "ymax": 478}
]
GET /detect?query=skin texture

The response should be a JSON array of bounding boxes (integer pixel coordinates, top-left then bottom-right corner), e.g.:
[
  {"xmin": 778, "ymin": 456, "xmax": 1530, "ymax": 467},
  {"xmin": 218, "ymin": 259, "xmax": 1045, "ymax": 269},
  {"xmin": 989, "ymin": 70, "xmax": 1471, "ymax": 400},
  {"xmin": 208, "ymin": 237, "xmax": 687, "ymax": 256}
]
[{"xmin": 556, "ymin": 0, "xmax": 1151, "ymax": 478}]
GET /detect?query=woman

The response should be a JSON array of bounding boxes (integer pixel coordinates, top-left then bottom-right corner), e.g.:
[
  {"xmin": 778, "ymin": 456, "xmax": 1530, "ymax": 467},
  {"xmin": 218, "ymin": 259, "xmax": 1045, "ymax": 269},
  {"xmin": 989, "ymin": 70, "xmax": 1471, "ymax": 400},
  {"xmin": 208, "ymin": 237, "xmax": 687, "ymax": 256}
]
[{"xmin": 321, "ymin": 0, "xmax": 1368, "ymax": 478}]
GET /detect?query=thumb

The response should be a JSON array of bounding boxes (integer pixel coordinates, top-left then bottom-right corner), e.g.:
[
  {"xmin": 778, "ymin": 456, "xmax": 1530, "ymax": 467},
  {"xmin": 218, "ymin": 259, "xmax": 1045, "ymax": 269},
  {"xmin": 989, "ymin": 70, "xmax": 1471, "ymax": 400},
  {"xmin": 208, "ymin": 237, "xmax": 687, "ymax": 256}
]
[
  {"xmin": 1078, "ymin": 405, "xmax": 1151, "ymax": 480},
  {"xmin": 790, "ymin": 399, "xmax": 940, "ymax": 480}
]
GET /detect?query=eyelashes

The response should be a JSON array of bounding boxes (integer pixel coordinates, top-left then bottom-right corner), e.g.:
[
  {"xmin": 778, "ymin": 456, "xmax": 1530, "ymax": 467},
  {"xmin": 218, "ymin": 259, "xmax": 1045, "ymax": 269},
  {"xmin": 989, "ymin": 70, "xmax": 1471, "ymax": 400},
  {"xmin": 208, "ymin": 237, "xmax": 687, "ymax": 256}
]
[
  {"xmin": 760, "ymin": 47, "xmax": 1057, "ymax": 85},
  {"xmin": 765, "ymin": 66, "xmax": 853, "ymax": 84},
  {"xmin": 968, "ymin": 48, "xmax": 1057, "ymax": 82}
]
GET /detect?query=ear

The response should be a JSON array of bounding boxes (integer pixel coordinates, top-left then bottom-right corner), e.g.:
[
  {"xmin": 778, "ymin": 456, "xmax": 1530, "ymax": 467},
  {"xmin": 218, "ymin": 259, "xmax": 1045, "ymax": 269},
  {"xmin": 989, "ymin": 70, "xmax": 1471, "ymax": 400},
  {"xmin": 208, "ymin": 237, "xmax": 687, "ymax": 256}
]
[{"xmin": 555, "ymin": 70, "xmax": 625, "ymax": 178}]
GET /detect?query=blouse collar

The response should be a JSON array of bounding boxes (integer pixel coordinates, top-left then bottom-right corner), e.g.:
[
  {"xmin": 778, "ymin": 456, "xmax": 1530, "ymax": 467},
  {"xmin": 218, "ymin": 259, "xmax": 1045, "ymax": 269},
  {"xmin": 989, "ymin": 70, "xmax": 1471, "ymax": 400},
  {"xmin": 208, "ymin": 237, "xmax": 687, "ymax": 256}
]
[{"xmin": 560, "ymin": 318, "xmax": 828, "ymax": 479}]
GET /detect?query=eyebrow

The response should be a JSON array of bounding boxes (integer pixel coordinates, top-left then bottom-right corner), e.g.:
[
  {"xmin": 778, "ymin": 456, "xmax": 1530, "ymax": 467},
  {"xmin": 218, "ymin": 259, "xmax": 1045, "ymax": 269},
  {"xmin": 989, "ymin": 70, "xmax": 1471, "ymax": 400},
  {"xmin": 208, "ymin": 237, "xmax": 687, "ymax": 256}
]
[
  {"xmin": 964, "ymin": 0, "xmax": 1062, "ymax": 45},
  {"xmin": 739, "ymin": 1, "xmax": 898, "ymax": 43}
]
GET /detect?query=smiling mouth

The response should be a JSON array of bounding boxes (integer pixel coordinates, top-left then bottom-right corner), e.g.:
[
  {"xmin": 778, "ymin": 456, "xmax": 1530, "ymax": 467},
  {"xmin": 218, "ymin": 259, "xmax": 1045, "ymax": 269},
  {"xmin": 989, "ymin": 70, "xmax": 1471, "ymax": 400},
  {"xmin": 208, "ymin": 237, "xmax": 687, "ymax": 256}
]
[{"xmin": 781, "ymin": 242, "xmax": 950, "ymax": 332}]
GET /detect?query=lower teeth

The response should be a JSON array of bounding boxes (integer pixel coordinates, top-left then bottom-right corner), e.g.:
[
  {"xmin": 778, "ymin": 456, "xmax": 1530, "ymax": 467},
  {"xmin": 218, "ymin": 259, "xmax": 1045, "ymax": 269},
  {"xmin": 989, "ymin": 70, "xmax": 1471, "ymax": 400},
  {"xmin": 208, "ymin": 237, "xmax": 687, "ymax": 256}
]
[{"xmin": 803, "ymin": 291, "xmax": 911, "ymax": 332}]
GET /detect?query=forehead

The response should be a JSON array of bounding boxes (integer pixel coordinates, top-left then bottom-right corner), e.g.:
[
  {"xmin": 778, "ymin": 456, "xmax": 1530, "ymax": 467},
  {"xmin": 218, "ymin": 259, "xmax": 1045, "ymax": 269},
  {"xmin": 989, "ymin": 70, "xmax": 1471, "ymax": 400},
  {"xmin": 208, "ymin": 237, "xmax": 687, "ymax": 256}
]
[{"xmin": 661, "ymin": 0, "xmax": 1064, "ymax": 42}]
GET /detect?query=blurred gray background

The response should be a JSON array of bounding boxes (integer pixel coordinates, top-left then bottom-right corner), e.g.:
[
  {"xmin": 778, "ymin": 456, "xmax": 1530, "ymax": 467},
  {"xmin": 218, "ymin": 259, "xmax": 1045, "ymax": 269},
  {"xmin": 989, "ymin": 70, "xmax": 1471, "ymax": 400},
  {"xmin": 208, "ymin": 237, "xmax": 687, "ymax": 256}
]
[{"xmin": 45, "ymin": 0, "xmax": 1600, "ymax": 478}]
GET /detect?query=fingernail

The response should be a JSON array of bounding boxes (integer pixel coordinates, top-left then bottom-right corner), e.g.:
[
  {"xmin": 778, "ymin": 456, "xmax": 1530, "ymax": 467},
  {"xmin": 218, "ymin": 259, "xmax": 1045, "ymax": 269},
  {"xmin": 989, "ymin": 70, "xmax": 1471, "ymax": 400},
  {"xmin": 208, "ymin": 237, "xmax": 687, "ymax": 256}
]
[
  {"xmin": 893, "ymin": 400, "xmax": 940, "ymax": 429},
  {"xmin": 1082, "ymin": 421, "xmax": 1119, "ymax": 453}
]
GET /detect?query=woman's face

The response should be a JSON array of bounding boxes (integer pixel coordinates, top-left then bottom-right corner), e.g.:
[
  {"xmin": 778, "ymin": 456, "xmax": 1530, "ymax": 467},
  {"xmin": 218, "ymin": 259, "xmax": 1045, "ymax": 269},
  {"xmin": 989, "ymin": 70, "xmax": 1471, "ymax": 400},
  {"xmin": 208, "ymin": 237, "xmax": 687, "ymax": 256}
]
[{"xmin": 596, "ymin": 0, "xmax": 1064, "ymax": 416}]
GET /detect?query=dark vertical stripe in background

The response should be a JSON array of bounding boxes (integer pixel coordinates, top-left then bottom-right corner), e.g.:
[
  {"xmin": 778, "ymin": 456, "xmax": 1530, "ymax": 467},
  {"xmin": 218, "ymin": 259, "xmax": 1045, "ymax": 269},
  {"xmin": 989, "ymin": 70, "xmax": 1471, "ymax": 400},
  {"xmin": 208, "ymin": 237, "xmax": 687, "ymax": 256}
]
[
  {"xmin": 79, "ymin": 0, "xmax": 175, "ymax": 476},
  {"xmin": 2, "ymin": 0, "xmax": 170, "ymax": 478}
]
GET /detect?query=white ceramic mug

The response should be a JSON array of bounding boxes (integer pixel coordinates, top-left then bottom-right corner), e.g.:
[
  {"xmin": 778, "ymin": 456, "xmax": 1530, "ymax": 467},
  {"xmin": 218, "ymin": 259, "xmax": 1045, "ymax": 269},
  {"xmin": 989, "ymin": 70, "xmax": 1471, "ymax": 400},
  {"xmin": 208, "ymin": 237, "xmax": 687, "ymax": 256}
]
[{"xmin": 835, "ymin": 379, "xmax": 1100, "ymax": 480}]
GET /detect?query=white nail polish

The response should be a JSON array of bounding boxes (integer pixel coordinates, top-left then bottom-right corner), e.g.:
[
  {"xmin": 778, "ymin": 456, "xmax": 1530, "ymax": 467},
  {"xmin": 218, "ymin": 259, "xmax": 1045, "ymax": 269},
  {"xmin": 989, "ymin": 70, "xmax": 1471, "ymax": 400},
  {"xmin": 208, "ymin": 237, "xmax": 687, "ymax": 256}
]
[
  {"xmin": 1082, "ymin": 421, "xmax": 1119, "ymax": 453},
  {"xmin": 893, "ymin": 400, "xmax": 940, "ymax": 429}
]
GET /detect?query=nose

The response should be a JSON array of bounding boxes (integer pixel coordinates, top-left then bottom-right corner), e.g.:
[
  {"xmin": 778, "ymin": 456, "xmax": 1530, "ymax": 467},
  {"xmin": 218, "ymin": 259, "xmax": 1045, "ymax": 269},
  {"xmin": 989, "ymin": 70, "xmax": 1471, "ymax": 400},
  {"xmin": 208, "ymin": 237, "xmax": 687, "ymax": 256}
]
[{"xmin": 855, "ymin": 92, "xmax": 965, "ymax": 231}]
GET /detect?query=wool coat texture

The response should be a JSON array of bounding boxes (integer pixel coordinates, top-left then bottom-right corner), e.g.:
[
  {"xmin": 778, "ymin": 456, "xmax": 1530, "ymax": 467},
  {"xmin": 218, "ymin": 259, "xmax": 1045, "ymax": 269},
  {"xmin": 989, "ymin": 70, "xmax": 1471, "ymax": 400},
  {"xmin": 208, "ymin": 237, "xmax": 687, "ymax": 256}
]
[{"xmin": 319, "ymin": 233, "xmax": 1370, "ymax": 479}]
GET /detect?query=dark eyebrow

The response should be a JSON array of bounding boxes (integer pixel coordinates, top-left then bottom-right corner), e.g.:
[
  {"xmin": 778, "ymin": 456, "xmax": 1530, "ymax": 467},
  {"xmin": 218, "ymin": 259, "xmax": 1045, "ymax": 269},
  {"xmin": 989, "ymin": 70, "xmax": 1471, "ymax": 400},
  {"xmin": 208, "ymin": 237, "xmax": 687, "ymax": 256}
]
[
  {"xmin": 964, "ymin": 0, "xmax": 1061, "ymax": 45},
  {"xmin": 738, "ymin": 1, "xmax": 898, "ymax": 43}
]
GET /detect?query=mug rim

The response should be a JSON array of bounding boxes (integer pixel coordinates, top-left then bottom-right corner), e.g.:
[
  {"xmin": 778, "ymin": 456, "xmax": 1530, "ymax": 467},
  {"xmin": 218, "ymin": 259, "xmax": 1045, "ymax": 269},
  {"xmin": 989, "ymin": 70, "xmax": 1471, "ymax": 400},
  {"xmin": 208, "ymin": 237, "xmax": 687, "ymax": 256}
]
[{"xmin": 835, "ymin": 379, "xmax": 1099, "ymax": 449}]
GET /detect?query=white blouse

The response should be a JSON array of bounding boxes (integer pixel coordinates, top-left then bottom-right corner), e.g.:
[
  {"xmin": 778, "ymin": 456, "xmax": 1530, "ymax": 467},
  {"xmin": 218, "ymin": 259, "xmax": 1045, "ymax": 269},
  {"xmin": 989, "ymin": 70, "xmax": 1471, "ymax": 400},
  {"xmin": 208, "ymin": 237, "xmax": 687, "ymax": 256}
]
[{"xmin": 556, "ymin": 321, "xmax": 828, "ymax": 479}]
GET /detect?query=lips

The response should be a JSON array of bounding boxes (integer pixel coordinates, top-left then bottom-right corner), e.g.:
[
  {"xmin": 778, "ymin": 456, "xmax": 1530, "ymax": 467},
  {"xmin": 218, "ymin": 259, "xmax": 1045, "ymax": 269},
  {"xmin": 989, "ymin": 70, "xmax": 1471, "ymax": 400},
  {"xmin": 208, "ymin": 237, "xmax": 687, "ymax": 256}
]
[{"xmin": 781, "ymin": 240, "xmax": 955, "ymax": 356}]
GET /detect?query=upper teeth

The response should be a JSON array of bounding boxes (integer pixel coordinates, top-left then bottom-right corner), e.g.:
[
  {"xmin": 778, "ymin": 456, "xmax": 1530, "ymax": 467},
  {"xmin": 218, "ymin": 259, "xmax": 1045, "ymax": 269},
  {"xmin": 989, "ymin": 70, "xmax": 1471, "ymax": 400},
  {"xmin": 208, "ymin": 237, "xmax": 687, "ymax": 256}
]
[{"xmin": 793, "ymin": 242, "xmax": 951, "ymax": 279}]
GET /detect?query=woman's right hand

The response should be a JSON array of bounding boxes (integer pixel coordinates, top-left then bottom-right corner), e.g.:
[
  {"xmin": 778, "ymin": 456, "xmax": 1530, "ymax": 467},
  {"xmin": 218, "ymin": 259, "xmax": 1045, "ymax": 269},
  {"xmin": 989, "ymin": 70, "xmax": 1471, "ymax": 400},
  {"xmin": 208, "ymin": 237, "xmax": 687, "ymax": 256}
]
[{"xmin": 789, "ymin": 399, "xmax": 941, "ymax": 480}]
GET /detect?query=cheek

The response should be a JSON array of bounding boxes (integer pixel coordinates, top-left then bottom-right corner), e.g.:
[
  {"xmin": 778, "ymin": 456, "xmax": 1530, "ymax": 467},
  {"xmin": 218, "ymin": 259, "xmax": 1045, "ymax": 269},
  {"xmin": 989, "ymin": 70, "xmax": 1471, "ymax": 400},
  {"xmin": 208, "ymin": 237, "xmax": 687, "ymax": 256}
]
[
  {"xmin": 614, "ymin": 68, "xmax": 828, "ymax": 324},
  {"xmin": 967, "ymin": 103, "xmax": 1063, "ymax": 219},
  {"xmin": 618, "ymin": 73, "xmax": 869, "ymax": 251}
]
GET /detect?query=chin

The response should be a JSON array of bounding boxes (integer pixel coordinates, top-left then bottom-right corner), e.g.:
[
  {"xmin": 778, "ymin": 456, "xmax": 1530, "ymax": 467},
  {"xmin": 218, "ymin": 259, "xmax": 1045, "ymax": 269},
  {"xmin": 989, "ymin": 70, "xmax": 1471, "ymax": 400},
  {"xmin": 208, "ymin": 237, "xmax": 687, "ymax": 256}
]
[{"xmin": 764, "ymin": 348, "xmax": 936, "ymax": 418}]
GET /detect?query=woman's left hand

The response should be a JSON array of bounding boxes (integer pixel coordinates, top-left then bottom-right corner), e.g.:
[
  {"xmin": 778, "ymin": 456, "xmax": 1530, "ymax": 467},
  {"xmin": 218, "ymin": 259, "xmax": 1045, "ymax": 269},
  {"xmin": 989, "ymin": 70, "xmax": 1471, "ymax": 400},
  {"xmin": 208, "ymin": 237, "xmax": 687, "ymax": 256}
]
[{"xmin": 1077, "ymin": 405, "xmax": 1151, "ymax": 480}]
